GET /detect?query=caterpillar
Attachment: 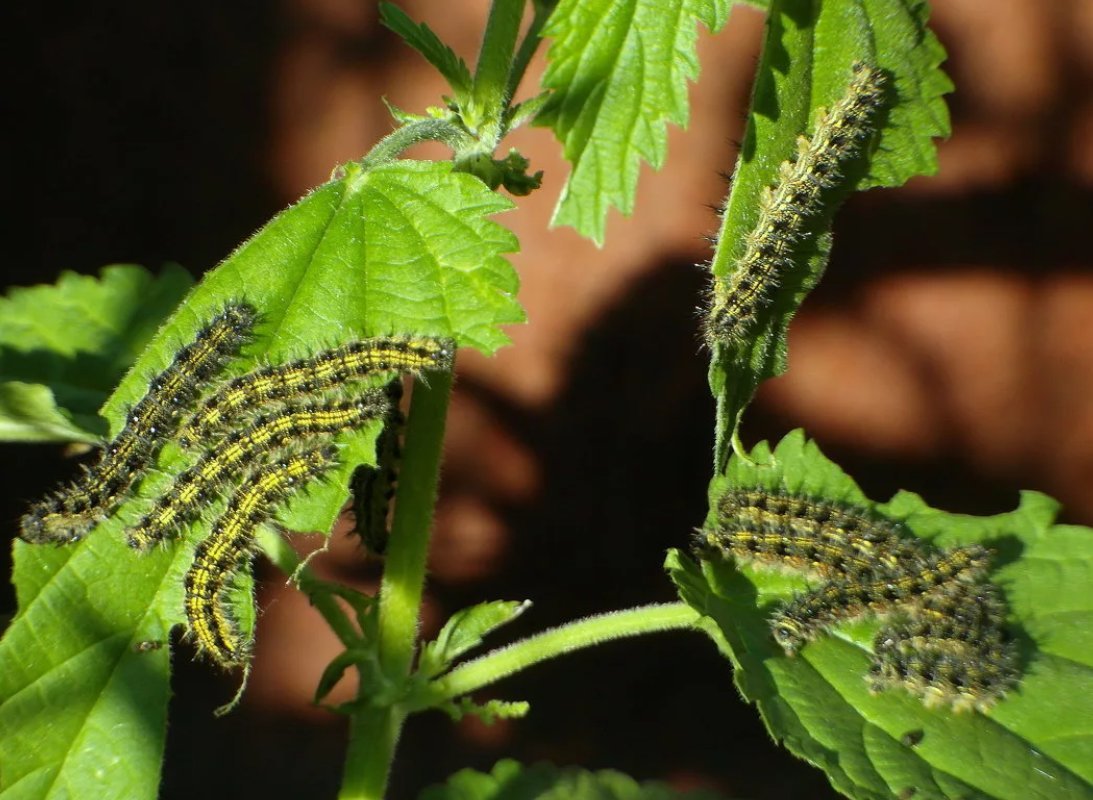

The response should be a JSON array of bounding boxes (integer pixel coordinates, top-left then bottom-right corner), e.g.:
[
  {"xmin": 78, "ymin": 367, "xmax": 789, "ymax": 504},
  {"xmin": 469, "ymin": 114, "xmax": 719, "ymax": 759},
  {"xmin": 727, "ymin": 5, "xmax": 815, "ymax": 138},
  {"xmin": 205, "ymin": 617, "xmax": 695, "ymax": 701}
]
[
  {"xmin": 698, "ymin": 489, "xmax": 930, "ymax": 579},
  {"xmin": 704, "ymin": 61, "xmax": 886, "ymax": 348},
  {"xmin": 127, "ymin": 391, "xmax": 392, "ymax": 551},
  {"xmin": 177, "ymin": 336, "xmax": 454, "ymax": 448},
  {"xmin": 349, "ymin": 379, "xmax": 404, "ymax": 555},
  {"xmin": 870, "ymin": 582, "xmax": 1019, "ymax": 711},
  {"xmin": 184, "ymin": 444, "xmax": 337, "ymax": 668},
  {"xmin": 20, "ymin": 303, "xmax": 257, "ymax": 544},
  {"xmin": 769, "ymin": 544, "xmax": 992, "ymax": 656}
]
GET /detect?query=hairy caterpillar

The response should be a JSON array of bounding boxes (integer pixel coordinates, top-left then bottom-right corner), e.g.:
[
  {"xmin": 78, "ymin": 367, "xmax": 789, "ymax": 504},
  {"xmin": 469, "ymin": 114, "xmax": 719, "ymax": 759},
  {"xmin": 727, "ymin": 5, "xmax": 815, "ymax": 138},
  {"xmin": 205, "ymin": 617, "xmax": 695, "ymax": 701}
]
[
  {"xmin": 769, "ymin": 544, "xmax": 991, "ymax": 655},
  {"xmin": 704, "ymin": 62, "xmax": 886, "ymax": 348},
  {"xmin": 184, "ymin": 445, "xmax": 337, "ymax": 668},
  {"xmin": 698, "ymin": 487, "xmax": 1016, "ymax": 708},
  {"xmin": 20, "ymin": 303, "xmax": 257, "ymax": 544},
  {"xmin": 349, "ymin": 380, "xmax": 404, "ymax": 555},
  {"xmin": 177, "ymin": 336, "xmax": 454, "ymax": 448},
  {"xmin": 128, "ymin": 391, "xmax": 391, "ymax": 551},
  {"xmin": 870, "ymin": 582, "xmax": 1019, "ymax": 711},
  {"xmin": 699, "ymin": 488, "xmax": 930, "ymax": 579}
]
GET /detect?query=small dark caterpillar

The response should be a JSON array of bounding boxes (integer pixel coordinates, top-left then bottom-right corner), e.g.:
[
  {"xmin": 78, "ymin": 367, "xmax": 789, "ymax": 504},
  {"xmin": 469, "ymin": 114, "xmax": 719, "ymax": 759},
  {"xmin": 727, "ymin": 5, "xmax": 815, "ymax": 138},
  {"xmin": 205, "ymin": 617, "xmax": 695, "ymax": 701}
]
[
  {"xmin": 128, "ymin": 391, "xmax": 392, "ymax": 551},
  {"xmin": 698, "ymin": 489, "xmax": 929, "ymax": 579},
  {"xmin": 177, "ymin": 336, "xmax": 454, "ymax": 448},
  {"xmin": 20, "ymin": 303, "xmax": 257, "ymax": 544},
  {"xmin": 770, "ymin": 544, "xmax": 991, "ymax": 655},
  {"xmin": 870, "ymin": 582, "xmax": 1019, "ymax": 712},
  {"xmin": 704, "ymin": 62, "xmax": 886, "ymax": 348},
  {"xmin": 698, "ymin": 487, "xmax": 1003, "ymax": 659},
  {"xmin": 349, "ymin": 379, "xmax": 404, "ymax": 555},
  {"xmin": 184, "ymin": 444, "xmax": 337, "ymax": 668}
]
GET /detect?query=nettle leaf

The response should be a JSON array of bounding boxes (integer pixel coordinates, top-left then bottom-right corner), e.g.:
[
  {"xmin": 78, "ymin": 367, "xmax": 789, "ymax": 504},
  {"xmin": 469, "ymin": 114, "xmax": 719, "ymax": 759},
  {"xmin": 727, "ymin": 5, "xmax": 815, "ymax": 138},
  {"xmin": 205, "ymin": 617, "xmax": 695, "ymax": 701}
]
[
  {"xmin": 672, "ymin": 430, "xmax": 1093, "ymax": 800},
  {"xmin": 419, "ymin": 759, "xmax": 727, "ymax": 800},
  {"xmin": 419, "ymin": 600, "xmax": 531, "ymax": 679},
  {"xmin": 380, "ymin": 2, "xmax": 473, "ymax": 100},
  {"xmin": 856, "ymin": 0, "xmax": 951, "ymax": 189},
  {"xmin": 0, "ymin": 160, "xmax": 522, "ymax": 798},
  {"xmin": 706, "ymin": 0, "xmax": 951, "ymax": 468},
  {"xmin": 535, "ymin": 0, "xmax": 732, "ymax": 244},
  {"xmin": 0, "ymin": 265, "xmax": 193, "ymax": 442}
]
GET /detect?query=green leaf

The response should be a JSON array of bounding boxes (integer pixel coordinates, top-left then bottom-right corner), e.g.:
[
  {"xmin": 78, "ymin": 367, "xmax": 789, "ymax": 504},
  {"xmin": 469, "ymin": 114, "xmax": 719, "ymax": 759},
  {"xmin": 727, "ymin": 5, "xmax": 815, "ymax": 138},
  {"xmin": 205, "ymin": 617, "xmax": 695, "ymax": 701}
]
[
  {"xmin": 419, "ymin": 759, "xmax": 728, "ymax": 800},
  {"xmin": 0, "ymin": 265, "xmax": 193, "ymax": 442},
  {"xmin": 380, "ymin": 2, "xmax": 474, "ymax": 99},
  {"xmin": 0, "ymin": 383, "xmax": 101, "ymax": 443},
  {"xmin": 535, "ymin": 0, "xmax": 732, "ymax": 244},
  {"xmin": 706, "ymin": 0, "xmax": 951, "ymax": 468},
  {"xmin": 104, "ymin": 159, "xmax": 521, "ymax": 534},
  {"xmin": 419, "ymin": 600, "xmax": 531, "ymax": 678},
  {"xmin": 671, "ymin": 430, "xmax": 1093, "ymax": 800},
  {"xmin": 0, "ymin": 159, "xmax": 522, "ymax": 799},
  {"xmin": 0, "ymin": 535, "xmax": 176, "ymax": 800},
  {"xmin": 856, "ymin": 0, "xmax": 951, "ymax": 189}
]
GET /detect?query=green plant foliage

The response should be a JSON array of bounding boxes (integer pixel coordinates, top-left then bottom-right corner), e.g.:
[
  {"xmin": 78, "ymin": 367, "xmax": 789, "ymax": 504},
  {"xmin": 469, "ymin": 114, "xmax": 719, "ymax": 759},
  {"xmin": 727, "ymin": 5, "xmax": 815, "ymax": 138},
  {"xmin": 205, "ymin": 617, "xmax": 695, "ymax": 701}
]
[
  {"xmin": 854, "ymin": 0, "xmax": 951, "ymax": 189},
  {"xmin": 672, "ymin": 430, "xmax": 1093, "ymax": 800},
  {"xmin": 380, "ymin": 3, "xmax": 474, "ymax": 100},
  {"xmin": 0, "ymin": 265, "xmax": 193, "ymax": 442},
  {"xmin": 445, "ymin": 697, "xmax": 530, "ymax": 724},
  {"xmin": 0, "ymin": 159, "xmax": 523, "ymax": 799},
  {"xmin": 706, "ymin": 0, "xmax": 951, "ymax": 468},
  {"xmin": 535, "ymin": 0, "xmax": 732, "ymax": 244},
  {"xmin": 0, "ymin": 532, "xmax": 176, "ymax": 800},
  {"xmin": 419, "ymin": 759, "xmax": 728, "ymax": 800},
  {"xmin": 418, "ymin": 599, "xmax": 531, "ymax": 678}
]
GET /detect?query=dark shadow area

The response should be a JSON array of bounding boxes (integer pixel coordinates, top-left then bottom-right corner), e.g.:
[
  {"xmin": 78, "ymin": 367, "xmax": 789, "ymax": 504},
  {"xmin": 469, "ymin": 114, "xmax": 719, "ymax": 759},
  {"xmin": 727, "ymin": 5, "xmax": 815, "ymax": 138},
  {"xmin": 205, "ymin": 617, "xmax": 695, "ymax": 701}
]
[{"xmin": 2, "ymin": 4, "xmax": 281, "ymax": 283}]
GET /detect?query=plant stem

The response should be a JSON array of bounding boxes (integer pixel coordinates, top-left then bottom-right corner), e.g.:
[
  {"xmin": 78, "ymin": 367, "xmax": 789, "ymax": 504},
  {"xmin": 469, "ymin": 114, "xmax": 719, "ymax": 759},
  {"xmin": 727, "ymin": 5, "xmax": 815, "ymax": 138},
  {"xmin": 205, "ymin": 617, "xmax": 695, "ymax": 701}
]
[
  {"xmin": 414, "ymin": 602, "xmax": 703, "ymax": 708},
  {"xmin": 506, "ymin": 0, "xmax": 552, "ymax": 100},
  {"xmin": 339, "ymin": 371, "xmax": 453, "ymax": 799},
  {"xmin": 360, "ymin": 119, "xmax": 471, "ymax": 170},
  {"xmin": 376, "ymin": 372, "xmax": 452, "ymax": 676},
  {"xmin": 340, "ymin": 707, "xmax": 406, "ymax": 800},
  {"xmin": 471, "ymin": 0, "xmax": 526, "ymax": 141}
]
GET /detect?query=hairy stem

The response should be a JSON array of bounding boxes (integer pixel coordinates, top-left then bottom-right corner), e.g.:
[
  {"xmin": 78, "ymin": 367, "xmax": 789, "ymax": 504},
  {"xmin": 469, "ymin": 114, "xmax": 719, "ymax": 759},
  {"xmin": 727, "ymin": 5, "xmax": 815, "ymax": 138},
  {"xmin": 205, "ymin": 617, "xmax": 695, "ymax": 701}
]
[
  {"xmin": 507, "ymin": 0, "xmax": 552, "ymax": 100},
  {"xmin": 470, "ymin": 0, "xmax": 526, "ymax": 142},
  {"xmin": 412, "ymin": 602, "xmax": 703, "ymax": 709},
  {"xmin": 339, "ymin": 371, "xmax": 453, "ymax": 799},
  {"xmin": 360, "ymin": 119, "xmax": 471, "ymax": 170}
]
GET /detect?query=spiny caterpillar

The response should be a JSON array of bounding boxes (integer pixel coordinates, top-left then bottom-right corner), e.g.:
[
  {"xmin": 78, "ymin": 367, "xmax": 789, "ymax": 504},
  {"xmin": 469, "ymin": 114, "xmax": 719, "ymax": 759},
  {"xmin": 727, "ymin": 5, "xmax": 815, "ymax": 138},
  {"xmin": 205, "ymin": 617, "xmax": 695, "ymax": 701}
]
[
  {"xmin": 870, "ymin": 582, "xmax": 1019, "ymax": 712},
  {"xmin": 704, "ymin": 62, "xmax": 886, "ymax": 348},
  {"xmin": 769, "ymin": 544, "xmax": 991, "ymax": 655},
  {"xmin": 184, "ymin": 444, "xmax": 337, "ymax": 668},
  {"xmin": 177, "ymin": 336, "xmax": 454, "ymax": 448},
  {"xmin": 349, "ymin": 379, "xmax": 404, "ymax": 555},
  {"xmin": 697, "ymin": 486, "xmax": 1017, "ymax": 711},
  {"xmin": 127, "ymin": 391, "xmax": 392, "ymax": 551},
  {"xmin": 699, "ymin": 489, "xmax": 932, "ymax": 579},
  {"xmin": 20, "ymin": 303, "xmax": 257, "ymax": 544}
]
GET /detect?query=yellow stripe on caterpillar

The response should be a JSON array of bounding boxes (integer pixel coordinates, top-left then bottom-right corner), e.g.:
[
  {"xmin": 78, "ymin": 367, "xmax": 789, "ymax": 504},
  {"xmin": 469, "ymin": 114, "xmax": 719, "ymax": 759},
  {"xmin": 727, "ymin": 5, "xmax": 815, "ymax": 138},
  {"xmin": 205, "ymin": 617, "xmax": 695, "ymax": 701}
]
[
  {"xmin": 184, "ymin": 444, "xmax": 337, "ymax": 668},
  {"xmin": 177, "ymin": 336, "xmax": 453, "ymax": 448},
  {"xmin": 128, "ymin": 392, "xmax": 391, "ymax": 551},
  {"xmin": 20, "ymin": 303, "xmax": 257, "ymax": 544}
]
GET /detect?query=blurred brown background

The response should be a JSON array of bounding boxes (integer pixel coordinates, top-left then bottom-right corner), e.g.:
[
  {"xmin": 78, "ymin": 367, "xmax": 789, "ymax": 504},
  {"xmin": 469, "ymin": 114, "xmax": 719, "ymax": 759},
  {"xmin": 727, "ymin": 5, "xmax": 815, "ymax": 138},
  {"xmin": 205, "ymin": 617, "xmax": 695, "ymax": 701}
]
[{"xmin": 4, "ymin": 1, "xmax": 1092, "ymax": 798}]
